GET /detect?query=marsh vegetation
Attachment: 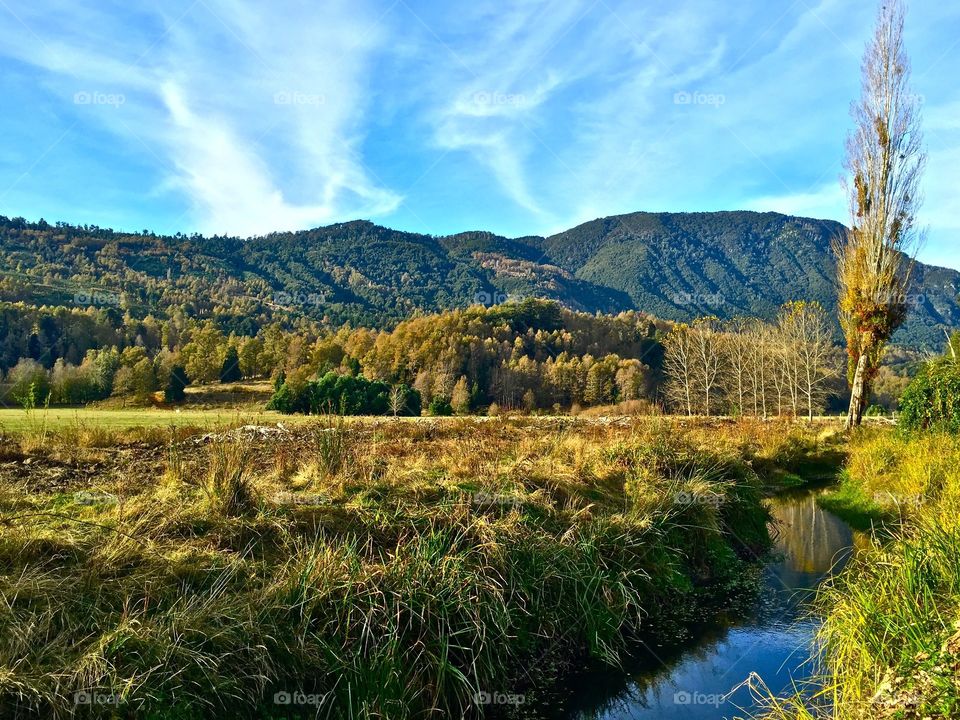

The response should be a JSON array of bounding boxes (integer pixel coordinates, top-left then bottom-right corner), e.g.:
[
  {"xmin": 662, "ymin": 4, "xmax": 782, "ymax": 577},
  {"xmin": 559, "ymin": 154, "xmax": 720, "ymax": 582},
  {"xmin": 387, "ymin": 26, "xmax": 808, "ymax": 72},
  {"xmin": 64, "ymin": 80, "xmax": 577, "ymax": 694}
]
[{"xmin": 0, "ymin": 417, "xmax": 836, "ymax": 718}]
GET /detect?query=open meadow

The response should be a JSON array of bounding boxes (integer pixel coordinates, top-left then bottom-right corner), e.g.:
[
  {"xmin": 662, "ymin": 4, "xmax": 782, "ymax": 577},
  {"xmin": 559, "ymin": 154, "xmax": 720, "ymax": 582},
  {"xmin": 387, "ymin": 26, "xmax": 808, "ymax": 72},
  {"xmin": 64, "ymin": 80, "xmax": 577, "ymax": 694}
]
[{"xmin": 0, "ymin": 415, "xmax": 844, "ymax": 718}]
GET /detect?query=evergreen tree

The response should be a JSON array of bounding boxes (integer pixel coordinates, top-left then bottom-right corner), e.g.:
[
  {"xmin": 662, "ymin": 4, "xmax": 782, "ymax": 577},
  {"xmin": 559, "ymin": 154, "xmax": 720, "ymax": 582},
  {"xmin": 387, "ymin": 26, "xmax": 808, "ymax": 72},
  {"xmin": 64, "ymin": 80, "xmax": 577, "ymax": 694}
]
[
  {"xmin": 220, "ymin": 346, "xmax": 242, "ymax": 383},
  {"xmin": 164, "ymin": 365, "xmax": 189, "ymax": 403}
]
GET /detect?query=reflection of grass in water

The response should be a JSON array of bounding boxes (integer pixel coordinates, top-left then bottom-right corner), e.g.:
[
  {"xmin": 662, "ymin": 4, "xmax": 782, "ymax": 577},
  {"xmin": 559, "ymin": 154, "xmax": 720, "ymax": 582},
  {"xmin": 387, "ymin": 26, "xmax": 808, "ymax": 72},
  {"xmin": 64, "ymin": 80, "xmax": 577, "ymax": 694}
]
[
  {"xmin": 749, "ymin": 429, "xmax": 848, "ymax": 493},
  {"xmin": 816, "ymin": 476, "xmax": 898, "ymax": 533},
  {"xmin": 769, "ymin": 494, "xmax": 855, "ymax": 577},
  {"xmin": 551, "ymin": 560, "xmax": 769, "ymax": 720}
]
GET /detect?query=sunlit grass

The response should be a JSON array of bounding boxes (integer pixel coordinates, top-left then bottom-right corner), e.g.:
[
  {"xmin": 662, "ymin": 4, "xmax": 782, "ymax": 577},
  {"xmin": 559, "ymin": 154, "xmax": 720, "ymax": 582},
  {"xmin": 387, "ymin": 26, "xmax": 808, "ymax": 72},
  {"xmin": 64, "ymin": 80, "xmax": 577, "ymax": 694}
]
[
  {"xmin": 757, "ymin": 429, "xmax": 960, "ymax": 719},
  {"xmin": 0, "ymin": 407, "xmax": 293, "ymax": 433},
  {"xmin": 0, "ymin": 417, "xmax": 834, "ymax": 718}
]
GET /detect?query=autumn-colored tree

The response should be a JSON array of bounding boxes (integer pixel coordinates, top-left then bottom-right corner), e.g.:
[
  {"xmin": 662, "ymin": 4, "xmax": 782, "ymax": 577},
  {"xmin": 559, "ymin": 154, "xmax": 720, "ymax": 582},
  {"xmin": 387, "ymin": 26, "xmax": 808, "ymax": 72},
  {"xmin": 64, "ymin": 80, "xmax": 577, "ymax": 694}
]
[
  {"xmin": 837, "ymin": 0, "xmax": 925, "ymax": 428},
  {"xmin": 451, "ymin": 376, "xmax": 471, "ymax": 415},
  {"xmin": 614, "ymin": 359, "xmax": 648, "ymax": 401},
  {"xmin": 180, "ymin": 322, "xmax": 227, "ymax": 384},
  {"xmin": 237, "ymin": 336, "xmax": 265, "ymax": 378},
  {"xmin": 522, "ymin": 389, "xmax": 537, "ymax": 413}
]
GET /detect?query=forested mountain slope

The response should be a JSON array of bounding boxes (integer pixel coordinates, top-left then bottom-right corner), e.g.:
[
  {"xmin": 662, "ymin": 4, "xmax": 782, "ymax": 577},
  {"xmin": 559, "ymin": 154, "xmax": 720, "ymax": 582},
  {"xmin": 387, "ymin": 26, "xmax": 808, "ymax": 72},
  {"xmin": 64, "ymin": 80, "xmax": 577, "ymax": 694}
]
[{"xmin": 0, "ymin": 210, "xmax": 955, "ymax": 349}]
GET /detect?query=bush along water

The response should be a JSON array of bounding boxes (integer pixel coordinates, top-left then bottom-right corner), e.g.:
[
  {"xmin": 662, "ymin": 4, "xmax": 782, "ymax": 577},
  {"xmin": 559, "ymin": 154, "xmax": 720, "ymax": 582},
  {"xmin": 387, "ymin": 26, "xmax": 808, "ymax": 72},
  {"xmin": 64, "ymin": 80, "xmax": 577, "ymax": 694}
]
[{"xmin": 898, "ymin": 358, "xmax": 960, "ymax": 432}]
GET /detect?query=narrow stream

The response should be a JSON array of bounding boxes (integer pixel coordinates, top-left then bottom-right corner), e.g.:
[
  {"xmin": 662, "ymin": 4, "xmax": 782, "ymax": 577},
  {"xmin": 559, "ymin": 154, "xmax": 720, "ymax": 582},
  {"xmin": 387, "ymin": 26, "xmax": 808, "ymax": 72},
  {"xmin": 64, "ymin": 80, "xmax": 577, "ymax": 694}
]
[{"xmin": 564, "ymin": 490, "xmax": 859, "ymax": 719}]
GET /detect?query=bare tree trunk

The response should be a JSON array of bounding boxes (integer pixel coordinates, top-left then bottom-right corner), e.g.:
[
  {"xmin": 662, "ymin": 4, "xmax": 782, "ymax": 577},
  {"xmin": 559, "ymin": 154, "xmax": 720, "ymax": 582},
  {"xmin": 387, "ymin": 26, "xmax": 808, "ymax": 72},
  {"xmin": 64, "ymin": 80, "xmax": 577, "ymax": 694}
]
[{"xmin": 846, "ymin": 353, "xmax": 869, "ymax": 429}]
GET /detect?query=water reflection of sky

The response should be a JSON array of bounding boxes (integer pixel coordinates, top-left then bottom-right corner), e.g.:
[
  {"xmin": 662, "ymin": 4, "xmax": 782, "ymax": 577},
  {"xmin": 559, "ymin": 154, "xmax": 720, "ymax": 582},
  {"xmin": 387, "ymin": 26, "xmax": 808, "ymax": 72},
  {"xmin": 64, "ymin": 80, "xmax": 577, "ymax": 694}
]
[{"xmin": 569, "ymin": 492, "xmax": 857, "ymax": 720}]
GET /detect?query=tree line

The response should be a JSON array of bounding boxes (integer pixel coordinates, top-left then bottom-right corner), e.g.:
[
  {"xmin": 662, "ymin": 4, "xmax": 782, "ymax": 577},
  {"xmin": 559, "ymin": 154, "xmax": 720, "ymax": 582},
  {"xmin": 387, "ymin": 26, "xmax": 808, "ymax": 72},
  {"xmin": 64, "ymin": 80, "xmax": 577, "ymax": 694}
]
[
  {"xmin": 1, "ymin": 296, "xmax": 921, "ymax": 420},
  {"xmin": 1, "ymin": 300, "xmax": 670, "ymax": 413},
  {"xmin": 662, "ymin": 302, "xmax": 842, "ymax": 419}
]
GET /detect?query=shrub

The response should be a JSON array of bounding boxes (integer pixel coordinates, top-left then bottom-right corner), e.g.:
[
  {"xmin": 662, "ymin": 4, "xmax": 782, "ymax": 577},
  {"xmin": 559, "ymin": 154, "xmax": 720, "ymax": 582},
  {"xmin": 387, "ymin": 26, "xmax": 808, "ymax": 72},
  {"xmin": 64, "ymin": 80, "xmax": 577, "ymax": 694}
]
[
  {"xmin": 204, "ymin": 439, "xmax": 258, "ymax": 516},
  {"xmin": 311, "ymin": 412, "xmax": 351, "ymax": 477},
  {"xmin": 428, "ymin": 396, "xmax": 453, "ymax": 416},
  {"xmin": 268, "ymin": 371, "xmax": 420, "ymax": 416},
  {"xmin": 266, "ymin": 378, "xmax": 299, "ymax": 413},
  {"xmin": 899, "ymin": 359, "xmax": 960, "ymax": 432}
]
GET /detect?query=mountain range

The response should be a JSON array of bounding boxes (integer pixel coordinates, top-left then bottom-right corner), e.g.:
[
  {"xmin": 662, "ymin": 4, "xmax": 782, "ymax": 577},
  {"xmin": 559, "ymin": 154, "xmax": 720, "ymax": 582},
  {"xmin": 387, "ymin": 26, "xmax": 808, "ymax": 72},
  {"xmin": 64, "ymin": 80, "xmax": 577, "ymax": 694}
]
[{"xmin": 0, "ymin": 210, "xmax": 956, "ymax": 348}]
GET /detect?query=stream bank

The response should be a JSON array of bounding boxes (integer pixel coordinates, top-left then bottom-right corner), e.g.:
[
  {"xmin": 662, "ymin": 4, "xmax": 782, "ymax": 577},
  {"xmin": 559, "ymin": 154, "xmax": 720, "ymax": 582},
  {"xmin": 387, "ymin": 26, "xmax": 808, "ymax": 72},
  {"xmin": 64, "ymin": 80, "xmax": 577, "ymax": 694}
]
[{"xmin": 545, "ymin": 488, "xmax": 860, "ymax": 720}]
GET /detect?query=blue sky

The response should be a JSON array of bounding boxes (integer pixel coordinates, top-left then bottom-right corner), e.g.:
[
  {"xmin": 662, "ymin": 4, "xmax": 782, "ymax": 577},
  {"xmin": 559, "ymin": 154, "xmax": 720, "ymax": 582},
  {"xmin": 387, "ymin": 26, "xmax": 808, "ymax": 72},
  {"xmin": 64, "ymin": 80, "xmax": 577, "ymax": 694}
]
[{"xmin": 0, "ymin": 0, "xmax": 957, "ymax": 269}]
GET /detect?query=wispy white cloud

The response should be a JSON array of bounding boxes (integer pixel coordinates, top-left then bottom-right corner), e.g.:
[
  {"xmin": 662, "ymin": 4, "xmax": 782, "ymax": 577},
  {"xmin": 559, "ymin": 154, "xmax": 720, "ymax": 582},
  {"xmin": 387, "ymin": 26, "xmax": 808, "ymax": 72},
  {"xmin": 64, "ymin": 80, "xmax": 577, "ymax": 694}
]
[
  {"xmin": 408, "ymin": 0, "xmax": 605, "ymax": 217},
  {"xmin": 0, "ymin": 0, "xmax": 400, "ymax": 236}
]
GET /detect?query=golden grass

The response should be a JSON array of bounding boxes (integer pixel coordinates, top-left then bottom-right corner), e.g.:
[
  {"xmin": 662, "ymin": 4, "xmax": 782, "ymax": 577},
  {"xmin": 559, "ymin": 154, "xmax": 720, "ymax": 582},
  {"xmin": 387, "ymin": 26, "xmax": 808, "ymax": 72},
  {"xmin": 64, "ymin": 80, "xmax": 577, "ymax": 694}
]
[{"xmin": 0, "ymin": 417, "xmax": 835, "ymax": 718}]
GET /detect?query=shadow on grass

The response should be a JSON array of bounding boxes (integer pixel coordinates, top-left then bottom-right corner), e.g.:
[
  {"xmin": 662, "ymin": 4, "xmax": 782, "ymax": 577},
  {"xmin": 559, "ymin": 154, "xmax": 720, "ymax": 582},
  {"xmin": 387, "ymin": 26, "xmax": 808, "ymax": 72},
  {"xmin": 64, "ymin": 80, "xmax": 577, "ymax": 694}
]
[{"xmin": 816, "ymin": 478, "xmax": 900, "ymax": 534}]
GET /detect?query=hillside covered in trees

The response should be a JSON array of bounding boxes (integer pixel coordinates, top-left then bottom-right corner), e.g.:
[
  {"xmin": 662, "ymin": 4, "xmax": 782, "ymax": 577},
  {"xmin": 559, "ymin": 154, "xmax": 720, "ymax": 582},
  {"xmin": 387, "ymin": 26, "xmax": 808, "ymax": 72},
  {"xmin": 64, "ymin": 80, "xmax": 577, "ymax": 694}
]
[
  {"xmin": 0, "ymin": 211, "xmax": 956, "ymax": 353},
  {"xmin": 1, "ymin": 294, "xmax": 859, "ymax": 417},
  {"xmin": 0, "ymin": 300, "xmax": 667, "ymax": 413}
]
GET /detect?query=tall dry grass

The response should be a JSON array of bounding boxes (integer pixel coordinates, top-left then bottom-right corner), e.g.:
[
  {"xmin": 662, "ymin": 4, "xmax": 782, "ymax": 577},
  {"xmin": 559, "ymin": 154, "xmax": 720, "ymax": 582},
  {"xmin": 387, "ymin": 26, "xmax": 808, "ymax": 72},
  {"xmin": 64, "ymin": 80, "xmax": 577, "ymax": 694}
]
[{"xmin": 0, "ymin": 417, "xmax": 830, "ymax": 718}]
